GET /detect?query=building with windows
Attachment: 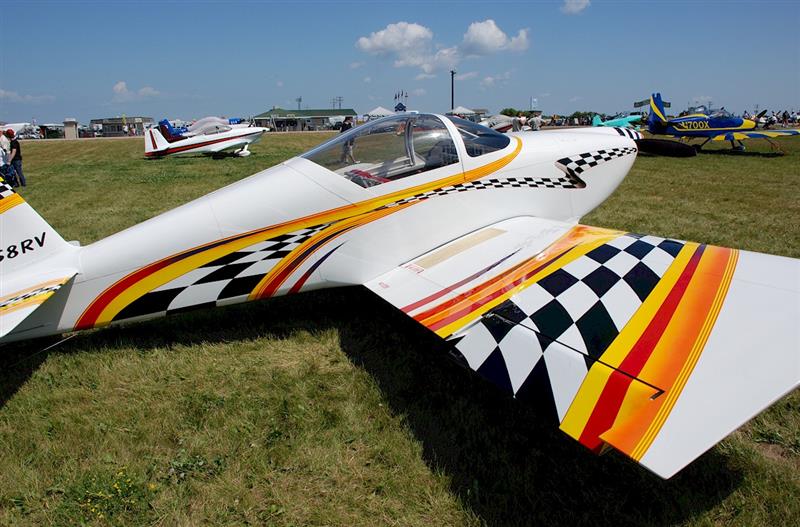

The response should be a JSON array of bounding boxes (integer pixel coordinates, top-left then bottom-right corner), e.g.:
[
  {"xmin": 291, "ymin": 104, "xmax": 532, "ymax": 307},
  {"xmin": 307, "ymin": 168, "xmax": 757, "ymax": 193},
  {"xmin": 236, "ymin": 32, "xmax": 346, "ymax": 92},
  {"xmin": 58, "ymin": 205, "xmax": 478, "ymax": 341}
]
[
  {"xmin": 254, "ymin": 108, "xmax": 357, "ymax": 131},
  {"xmin": 89, "ymin": 116, "xmax": 154, "ymax": 137}
]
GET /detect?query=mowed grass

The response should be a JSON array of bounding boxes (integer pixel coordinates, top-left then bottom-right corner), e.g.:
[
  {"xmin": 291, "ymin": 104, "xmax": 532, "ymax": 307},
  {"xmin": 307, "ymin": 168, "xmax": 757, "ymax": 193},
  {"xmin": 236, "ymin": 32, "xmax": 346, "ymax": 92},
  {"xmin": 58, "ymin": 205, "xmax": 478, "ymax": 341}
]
[{"xmin": 0, "ymin": 134, "xmax": 798, "ymax": 526}]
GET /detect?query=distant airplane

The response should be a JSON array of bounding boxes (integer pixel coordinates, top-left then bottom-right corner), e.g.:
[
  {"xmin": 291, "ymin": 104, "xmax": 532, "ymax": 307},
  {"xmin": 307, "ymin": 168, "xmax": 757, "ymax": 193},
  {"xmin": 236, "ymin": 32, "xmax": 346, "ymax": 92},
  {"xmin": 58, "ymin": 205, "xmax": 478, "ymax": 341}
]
[
  {"xmin": 1, "ymin": 113, "xmax": 797, "ymax": 479},
  {"xmin": 592, "ymin": 113, "xmax": 642, "ymax": 129},
  {"xmin": 145, "ymin": 119, "xmax": 267, "ymax": 158},
  {"xmin": 3, "ymin": 122, "xmax": 41, "ymax": 139},
  {"xmin": 647, "ymin": 93, "xmax": 799, "ymax": 150}
]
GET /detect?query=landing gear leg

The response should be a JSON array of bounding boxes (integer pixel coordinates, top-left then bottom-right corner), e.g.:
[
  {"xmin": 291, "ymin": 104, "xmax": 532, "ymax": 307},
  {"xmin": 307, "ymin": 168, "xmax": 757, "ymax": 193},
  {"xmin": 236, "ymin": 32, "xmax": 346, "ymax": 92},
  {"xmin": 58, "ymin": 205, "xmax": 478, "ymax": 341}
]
[
  {"xmin": 731, "ymin": 140, "xmax": 745, "ymax": 152},
  {"xmin": 694, "ymin": 137, "xmax": 711, "ymax": 152},
  {"xmin": 237, "ymin": 145, "xmax": 252, "ymax": 157}
]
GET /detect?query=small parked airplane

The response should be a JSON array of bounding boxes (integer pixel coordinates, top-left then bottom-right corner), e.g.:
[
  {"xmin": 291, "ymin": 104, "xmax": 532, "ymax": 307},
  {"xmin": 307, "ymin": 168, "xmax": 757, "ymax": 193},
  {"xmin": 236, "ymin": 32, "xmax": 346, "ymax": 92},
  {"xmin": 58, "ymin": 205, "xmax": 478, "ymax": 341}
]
[
  {"xmin": 1, "ymin": 114, "xmax": 797, "ymax": 478},
  {"xmin": 145, "ymin": 119, "xmax": 267, "ymax": 158},
  {"xmin": 647, "ymin": 93, "xmax": 800, "ymax": 150},
  {"xmin": 592, "ymin": 113, "xmax": 642, "ymax": 129}
]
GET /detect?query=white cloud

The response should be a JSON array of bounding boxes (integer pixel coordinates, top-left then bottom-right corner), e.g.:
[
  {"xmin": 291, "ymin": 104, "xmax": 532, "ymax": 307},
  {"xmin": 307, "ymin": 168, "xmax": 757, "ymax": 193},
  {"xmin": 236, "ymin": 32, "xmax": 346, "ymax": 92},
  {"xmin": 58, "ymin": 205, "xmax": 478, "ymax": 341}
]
[
  {"xmin": 415, "ymin": 73, "xmax": 436, "ymax": 80},
  {"xmin": 363, "ymin": 76, "xmax": 372, "ymax": 83},
  {"xmin": 0, "ymin": 88, "xmax": 54, "ymax": 104},
  {"xmin": 480, "ymin": 71, "xmax": 512, "ymax": 89},
  {"xmin": 357, "ymin": 21, "xmax": 433, "ymax": 69},
  {"xmin": 276, "ymin": 80, "xmax": 284, "ymax": 88},
  {"xmin": 461, "ymin": 20, "xmax": 529, "ymax": 55},
  {"xmin": 562, "ymin": 0, "xmax": 591, "ymax": 15},
  {"xmin": 412, "ymin": 88, "xmax": 426, "ymax": 96},
  {"xmin": 455, "ymin": 71, "xmax": 478, "ymax": 81},
  {"xmin": 349, "ymin": 61, "xmax": 364, "ymax": 69},
  {"xmin": 357, "ymin": 19, "xmax": 528, "ymax": 75},
  {"xmin": 112, "ymin": 81, "xmax": 160, "ymax": 102},
  {"xmin": 569, "ymin": 95, "xmax": 583, "ymax": 102}
]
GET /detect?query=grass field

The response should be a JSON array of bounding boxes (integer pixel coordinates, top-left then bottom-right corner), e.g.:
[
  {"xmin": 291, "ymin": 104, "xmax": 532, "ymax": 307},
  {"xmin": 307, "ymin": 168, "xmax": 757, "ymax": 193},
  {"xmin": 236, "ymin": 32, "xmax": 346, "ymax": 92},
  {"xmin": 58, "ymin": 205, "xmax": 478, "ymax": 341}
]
[{"xmin": 0, "ymin": 133, "xmax": 798, "ymax": 526}]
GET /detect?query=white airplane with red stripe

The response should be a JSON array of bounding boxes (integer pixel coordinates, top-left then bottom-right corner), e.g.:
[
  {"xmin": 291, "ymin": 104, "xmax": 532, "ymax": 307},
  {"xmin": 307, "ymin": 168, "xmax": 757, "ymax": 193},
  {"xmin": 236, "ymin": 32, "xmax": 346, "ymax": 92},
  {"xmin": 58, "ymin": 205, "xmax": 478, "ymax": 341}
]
[
  {"xmin": 1, "ymin": 114, "xmax": 797, "ymax": 479},
  {"xmin": 145, "ymin": 120, "xmax": 267, "ymax": 158}
]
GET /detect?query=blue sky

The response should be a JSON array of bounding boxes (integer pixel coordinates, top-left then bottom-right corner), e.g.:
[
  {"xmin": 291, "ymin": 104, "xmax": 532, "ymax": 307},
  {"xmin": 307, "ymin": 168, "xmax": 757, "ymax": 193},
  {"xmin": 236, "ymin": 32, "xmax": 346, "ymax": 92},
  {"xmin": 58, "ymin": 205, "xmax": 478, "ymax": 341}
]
[{"xmin": 1, "ymin": 0, "xmax": 798, "ymax": 123}]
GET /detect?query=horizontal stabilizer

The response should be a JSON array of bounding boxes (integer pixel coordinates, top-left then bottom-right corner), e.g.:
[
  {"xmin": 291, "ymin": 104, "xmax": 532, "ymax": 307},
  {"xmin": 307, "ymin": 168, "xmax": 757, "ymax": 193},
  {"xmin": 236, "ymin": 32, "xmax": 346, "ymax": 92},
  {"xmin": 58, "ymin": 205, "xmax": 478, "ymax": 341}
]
[{"xmin": 0, "ymin": 269, "xmax": 77, "ymax": 339}]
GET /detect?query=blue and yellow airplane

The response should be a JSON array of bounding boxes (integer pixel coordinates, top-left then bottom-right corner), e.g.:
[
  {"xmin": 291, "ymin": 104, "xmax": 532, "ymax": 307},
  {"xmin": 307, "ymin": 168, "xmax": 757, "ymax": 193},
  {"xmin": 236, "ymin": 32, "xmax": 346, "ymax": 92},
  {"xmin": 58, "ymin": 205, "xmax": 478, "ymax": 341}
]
[{"xmin": 647, "ymin": 93, "xmax": 799, "ymax": 150}]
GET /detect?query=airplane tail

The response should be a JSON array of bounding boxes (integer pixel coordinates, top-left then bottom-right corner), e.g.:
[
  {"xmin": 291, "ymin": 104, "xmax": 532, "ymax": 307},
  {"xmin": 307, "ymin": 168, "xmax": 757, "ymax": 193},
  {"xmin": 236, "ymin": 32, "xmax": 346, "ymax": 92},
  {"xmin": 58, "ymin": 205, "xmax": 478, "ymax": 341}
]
[
  {"xmin": 592, "ymin": 115, "xmax": 602, "ymax": 126},
  {"xmin": 648, "ymin": 93, "xmax": 668, "ymax": 122},
  {"xmin": 0, "ymin": 179, "xmax": 79, "ymax": 340},
  {"xmin": 145, "ymin": 127, "xmax": 171, "ymax": 156}
]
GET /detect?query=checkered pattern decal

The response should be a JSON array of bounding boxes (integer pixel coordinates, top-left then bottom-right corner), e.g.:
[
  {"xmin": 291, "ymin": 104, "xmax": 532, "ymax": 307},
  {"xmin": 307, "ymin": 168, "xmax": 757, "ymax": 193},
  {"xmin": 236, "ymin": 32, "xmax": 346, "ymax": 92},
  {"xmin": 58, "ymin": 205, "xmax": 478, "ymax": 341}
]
[
  {"xmin": 0, "ymin": 180, "xmax": 16, "ymax": 200},
  {"xmin": 449, "ymin": 233, "xmax": 684, "ymax": 421},
  {"xmin": 614, "ymin": 127, "xmax": 643, "ymax": 140},
  {"xmin": 386, "ymin": 174, "xmax": 586, "ymax": 208},
  {"xmin": 0, "ymin": 283, "xmax": 64, "ymax": 310},
  {"xmin": 556, "ymin": 147, "xmax": 637, "ymax": 178},
  {"xmin": 114, "ymin": 223, "xmax": 330, "ymax": 321}
]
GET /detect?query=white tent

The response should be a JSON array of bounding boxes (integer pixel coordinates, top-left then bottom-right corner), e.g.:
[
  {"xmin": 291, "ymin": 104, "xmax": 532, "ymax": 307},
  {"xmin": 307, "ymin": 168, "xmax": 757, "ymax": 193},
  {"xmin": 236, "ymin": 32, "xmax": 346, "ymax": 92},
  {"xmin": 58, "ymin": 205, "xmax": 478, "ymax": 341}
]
[
  {"xmin": 366, "ymin": 106, "xmax": 395, "ymax": 118},
  {"xmin": 447, "ymin": 106, "xmax": 476, "ymax": 115}
]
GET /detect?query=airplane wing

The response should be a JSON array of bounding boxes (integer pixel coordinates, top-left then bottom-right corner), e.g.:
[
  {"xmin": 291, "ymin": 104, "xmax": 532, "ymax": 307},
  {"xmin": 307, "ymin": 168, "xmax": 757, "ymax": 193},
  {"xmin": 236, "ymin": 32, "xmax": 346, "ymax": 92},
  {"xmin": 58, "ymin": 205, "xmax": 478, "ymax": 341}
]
[
  {"xmin": 364, "ymin": 217, "xmax": 799, "ymax": 478},
  {"xmin": 711, "ymin": 129, "xmax": 800, "ymax": 141}
]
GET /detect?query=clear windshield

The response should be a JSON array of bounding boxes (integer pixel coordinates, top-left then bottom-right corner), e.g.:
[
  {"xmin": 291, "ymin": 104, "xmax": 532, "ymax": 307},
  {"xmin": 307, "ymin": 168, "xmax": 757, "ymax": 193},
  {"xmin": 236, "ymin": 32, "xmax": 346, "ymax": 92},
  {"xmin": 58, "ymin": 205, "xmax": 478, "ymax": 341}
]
[
  {"xmin": 445, "ymin": 116, "xmax": 511, "ymax": 157},
  {"xmin": 303, "ymin": 114, "xmax": 458, "ymax": 188}
]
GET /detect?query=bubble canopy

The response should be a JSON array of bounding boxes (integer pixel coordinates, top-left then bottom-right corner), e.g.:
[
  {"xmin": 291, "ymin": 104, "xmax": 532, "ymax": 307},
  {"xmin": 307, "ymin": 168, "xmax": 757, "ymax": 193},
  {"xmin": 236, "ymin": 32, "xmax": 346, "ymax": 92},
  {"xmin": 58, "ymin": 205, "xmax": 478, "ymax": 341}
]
[{"xmin": 302, "ymin": 114, "xmax": 510, "ymax": 188}]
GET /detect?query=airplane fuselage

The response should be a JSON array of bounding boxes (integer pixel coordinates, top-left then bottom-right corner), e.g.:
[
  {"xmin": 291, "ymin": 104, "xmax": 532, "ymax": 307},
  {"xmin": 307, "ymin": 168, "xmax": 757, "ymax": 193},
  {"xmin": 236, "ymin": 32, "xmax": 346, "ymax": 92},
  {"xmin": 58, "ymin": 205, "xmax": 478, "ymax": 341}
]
[{"xmin": 6, "ymin": 116, "xmax": 637, "ymax": 342}]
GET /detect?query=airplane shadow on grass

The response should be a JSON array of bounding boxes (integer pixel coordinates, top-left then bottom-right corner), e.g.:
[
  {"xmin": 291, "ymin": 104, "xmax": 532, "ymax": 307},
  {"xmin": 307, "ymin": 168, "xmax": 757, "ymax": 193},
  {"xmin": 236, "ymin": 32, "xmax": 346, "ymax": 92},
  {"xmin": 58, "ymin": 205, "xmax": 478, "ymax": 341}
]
[{"xmin": 0, "ymin": 288, "xmax": 742, "ymax": 527}]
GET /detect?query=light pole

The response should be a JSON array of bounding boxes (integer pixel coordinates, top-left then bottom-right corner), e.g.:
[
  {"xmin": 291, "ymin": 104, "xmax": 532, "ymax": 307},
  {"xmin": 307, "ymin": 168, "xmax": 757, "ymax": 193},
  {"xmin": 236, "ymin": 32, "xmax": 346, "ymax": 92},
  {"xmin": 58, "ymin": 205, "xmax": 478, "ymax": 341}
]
[{"xmin": 450, "ymin": 70, "xmax": 456, "ymax": 111}]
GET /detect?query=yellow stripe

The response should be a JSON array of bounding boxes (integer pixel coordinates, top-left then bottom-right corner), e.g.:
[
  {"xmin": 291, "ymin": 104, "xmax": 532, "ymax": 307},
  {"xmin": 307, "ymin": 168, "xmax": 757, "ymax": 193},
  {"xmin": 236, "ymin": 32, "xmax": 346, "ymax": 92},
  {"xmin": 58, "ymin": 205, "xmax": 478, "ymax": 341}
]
[
  {"xmin": 0, "ymin": 291, "xmax": 57, "ymax": 315},
  {"xmin": 0, "ymin": 193, "xmax": 24, "ymax": 214},
  {"xmin": 91, "ymin": 139, "xmax": 524, "ymax": 326},
  {"xmin": 433, "ymin": 232, "xmax": 619, "ymax": 337},
  {"xmin": 558, "ymin": 243, "xmax": 698, "ymax": 437},
  {"xmin": 249, "ymin": 204, "xmax": 408, "ymax": 299},
  {"xmin": 631, "ymin": 249, "xmax": 738, "ymax": 460},
  {"xmin": 650, "ymin": 98, "xmax": 667, "ymax": 122}
]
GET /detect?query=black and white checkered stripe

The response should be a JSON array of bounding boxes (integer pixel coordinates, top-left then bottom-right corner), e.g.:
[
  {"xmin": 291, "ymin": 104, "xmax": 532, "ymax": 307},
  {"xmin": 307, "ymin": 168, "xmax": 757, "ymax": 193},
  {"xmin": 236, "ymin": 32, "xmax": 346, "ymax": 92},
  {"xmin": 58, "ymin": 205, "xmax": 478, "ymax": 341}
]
[
  {"xmin": 555, "ymin": 147, "xmax": 637, "ymax": 177},
  {"xmin": 449, "ymin": 233, "xmax": 684, "ymax": 421},
  {"xmin": 0, "ymin": 284, "xmax": 63, "ymax": 310},
  {"xmin": 0, "ymin": 180, "xmax": 15, "ymax": 199},
  {"xmin": 113, "ymin": 223, "xmax": 331, "ymax": 321},
  {"xmin": 386, "ymin": 175, "xmax": 585, "ymax": 208},
  {"xmin": 614, "ymin": 127, "xmax": 643, "ymax": 140}
]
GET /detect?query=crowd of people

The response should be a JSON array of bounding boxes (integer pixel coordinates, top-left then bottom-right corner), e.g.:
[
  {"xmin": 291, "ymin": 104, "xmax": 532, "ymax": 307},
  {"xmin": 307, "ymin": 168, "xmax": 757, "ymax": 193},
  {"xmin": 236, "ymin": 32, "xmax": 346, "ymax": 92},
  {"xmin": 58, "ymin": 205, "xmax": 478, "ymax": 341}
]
[
  {"xmin": 0, "ymin": 129, "xmax": 25, "ymax": 188},
  {"xmin": 742, "ymin": 109, "xmax": 799, "ymax": 128}
]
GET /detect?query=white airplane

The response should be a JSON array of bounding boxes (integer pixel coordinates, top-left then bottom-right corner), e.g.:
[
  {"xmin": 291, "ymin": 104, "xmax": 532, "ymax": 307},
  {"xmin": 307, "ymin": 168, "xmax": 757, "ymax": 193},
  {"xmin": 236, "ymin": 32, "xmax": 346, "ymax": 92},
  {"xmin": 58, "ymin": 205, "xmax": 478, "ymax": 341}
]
[
  {"xmin": 3, "ymin": 122, "xmax": 41, "ymax": 139},
  {"xmin": 1, "ymin": 114, "xmax": 797, "ymax": 479},
  {"xmin": 145, "ymin": 118, "xmax": 267, "ymax": 158}
]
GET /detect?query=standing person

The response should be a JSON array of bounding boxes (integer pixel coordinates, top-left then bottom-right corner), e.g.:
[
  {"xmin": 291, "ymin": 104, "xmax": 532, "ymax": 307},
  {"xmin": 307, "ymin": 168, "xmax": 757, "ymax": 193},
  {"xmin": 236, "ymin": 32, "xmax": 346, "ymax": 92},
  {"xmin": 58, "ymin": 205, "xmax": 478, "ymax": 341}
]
[
  {"xmin": 6, "ymin": 129, "xmax": 25, "ymax": 187},
  {"xmin": 339, "ymin": 116, "xmax": 356, "ymax": 164},
  {"xmin": 530, "ymin": 111, "xmax": 543, "ymax": 131}
]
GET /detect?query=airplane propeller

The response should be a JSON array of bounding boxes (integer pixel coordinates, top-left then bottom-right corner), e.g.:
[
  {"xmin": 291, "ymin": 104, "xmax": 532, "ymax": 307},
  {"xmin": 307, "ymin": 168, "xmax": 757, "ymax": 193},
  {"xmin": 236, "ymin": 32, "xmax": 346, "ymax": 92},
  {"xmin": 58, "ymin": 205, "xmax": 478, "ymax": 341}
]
[{"xmin": 754, "ymin": 109, "xmax": 768, "ymax": 128}]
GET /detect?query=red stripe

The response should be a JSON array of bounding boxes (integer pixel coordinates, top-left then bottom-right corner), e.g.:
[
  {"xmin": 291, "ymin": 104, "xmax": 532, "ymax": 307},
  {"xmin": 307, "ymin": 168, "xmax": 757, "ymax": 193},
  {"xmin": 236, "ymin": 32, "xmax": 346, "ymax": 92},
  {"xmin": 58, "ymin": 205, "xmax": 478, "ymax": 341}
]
[
  {"xmin": 149, "ymin": 130, "xmax": 157, "ymax": 150},
  {"xmin": 578, "ymin": 244, "xmax": 706, "ymax": 450},
  {"xmin": 401, "ymin": 251, "xmax": 519, "ymax": 314},
  {"xmin": 418, "ymin": 248, "xmax": 572, "ymax": 331},
  {"xmin": 75, "ymin": 259, "xmax": 173, "ymax": 330},
  {"xmin": 146, "ymin": 131, "xmax": 261, "ymax": 157}
]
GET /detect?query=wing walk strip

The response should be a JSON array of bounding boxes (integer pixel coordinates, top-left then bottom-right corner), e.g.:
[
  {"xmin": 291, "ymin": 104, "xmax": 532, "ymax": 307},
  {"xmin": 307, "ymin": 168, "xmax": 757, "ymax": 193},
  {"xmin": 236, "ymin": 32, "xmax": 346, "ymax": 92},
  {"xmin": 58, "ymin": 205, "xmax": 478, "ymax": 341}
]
[{"xmin": 76, "ymin": 138, "xmax": 523, "ymax": 329}]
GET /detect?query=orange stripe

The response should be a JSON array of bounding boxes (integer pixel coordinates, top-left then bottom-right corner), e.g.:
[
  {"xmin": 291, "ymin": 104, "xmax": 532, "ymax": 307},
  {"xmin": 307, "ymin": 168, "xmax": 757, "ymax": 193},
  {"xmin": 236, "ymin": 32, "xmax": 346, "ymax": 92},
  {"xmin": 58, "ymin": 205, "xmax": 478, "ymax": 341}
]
[
  {"xmin": 596, "ymin": 247, "xmax": 738, "ymax": 459},
  {"xmin": 413, "ymin": 225, "xmax": 620, "ymax": 332}
]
